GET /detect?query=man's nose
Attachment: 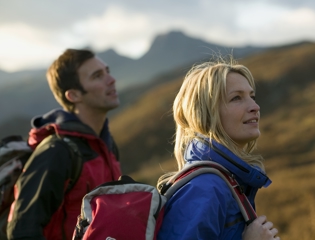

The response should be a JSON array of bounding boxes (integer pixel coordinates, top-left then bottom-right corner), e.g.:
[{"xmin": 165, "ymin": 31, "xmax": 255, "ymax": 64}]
[{"xmin": 106, "ymin": 75, "xmax": 116, "ymax": 85}]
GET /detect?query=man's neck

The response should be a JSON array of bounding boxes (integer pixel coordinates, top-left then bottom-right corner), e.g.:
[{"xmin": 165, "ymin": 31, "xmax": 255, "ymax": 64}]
[{"xmin": 74, "ymin": 109, "xmax": 107, "ymax": 136}]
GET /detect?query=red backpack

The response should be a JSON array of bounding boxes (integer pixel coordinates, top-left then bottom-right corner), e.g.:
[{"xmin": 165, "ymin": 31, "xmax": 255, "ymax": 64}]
[{"xmin": 72, "ymin": 161, "xmax": 257, "ymax": 240}]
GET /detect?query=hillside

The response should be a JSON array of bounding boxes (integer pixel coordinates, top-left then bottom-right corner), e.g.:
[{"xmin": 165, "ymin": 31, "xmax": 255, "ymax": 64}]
[
  {"xmin": 0, "ymin": 30, "xmax": 269, "ymax": 137},
  {"xmin": 110, "ymin": 42, "xmax": 315, "ymax": 239}
]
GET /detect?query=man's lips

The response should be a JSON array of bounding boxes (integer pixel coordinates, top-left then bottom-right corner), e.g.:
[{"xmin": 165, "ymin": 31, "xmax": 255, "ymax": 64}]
[{"xmin": 107, "ymin": 89, "xmax": 117, "ymax": 96}]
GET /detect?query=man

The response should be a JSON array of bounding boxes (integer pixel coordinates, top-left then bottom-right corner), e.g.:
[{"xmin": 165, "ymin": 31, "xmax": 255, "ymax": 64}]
[{"xmin": 7, "ymin": 49, "xmax": 122, "ymax": 240}]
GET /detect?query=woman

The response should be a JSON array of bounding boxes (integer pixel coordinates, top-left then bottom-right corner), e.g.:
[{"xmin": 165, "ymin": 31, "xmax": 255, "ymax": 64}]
[{"xmin": 157, "ymin": 60, "xmax": 280, "ymax": 240}]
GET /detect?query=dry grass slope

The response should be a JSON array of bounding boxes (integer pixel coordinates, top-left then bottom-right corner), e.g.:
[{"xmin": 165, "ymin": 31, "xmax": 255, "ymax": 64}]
[{"xmin": 111, "ymin": 75, "xmax": 183, "ymax": 174}]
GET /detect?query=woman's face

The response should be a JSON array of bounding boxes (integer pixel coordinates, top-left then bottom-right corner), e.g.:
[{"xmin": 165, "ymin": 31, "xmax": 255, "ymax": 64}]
[{"xmin": 219, "ymin": 72, "xmax": 260, "ymax": 148}]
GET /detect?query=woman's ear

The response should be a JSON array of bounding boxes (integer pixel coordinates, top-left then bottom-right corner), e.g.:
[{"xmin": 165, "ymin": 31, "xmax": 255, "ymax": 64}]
[{"xmin": 65, "ymin": 89, "xmax": 81, "ymax": 103}]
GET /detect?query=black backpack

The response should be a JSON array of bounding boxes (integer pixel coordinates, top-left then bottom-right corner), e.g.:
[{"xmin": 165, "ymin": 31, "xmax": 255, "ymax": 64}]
[{"xmin": 0, "ymin": 134, "xmax": 82, "ymax": 240}]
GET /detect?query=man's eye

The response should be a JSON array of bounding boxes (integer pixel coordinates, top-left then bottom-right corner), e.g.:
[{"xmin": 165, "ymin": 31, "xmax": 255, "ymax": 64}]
[
  {"xmin": 251, "ymin": 96, "xmax": 256, "ymax": 101},
  {"xmin": 94, "ymin": 72, "xmax": 103, "ymax": 78}
]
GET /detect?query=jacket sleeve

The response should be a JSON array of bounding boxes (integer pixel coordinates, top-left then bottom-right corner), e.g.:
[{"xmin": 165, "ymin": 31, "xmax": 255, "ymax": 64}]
[
  {"xmin": 7, "ymin": 140, "xmax": 73, "ymax": 240},
  {"xmin": 157, "ymin": 174, "xmax": 233, "ymax": 240}
]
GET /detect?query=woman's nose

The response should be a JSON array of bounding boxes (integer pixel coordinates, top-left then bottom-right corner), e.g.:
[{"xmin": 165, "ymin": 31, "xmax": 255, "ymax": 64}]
[{"xmin": 249, "ymin": 98, "xmax": 260, "ymax": 113}]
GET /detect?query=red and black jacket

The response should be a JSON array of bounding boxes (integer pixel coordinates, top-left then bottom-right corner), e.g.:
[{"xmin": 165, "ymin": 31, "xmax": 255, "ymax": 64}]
[{"xmin": 7, "ymin": 109, "xmax": 121, "ymax": 240}]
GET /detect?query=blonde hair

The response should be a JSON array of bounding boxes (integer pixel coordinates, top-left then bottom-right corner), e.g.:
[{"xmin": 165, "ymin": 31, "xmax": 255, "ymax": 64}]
[{"xmin": 157, "ymin": 59, "xmax": 264, "ymax": 189}]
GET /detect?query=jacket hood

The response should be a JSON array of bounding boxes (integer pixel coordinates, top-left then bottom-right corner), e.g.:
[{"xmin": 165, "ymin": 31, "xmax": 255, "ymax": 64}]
[
  {"xmin": 31, "ymin": 108, "xmax": 80, "ymax": 128},
  {"xmin": 28, "ymin": 109, "xmax": 111, "ymax": 149},
  {"xmin": 184, "ymin": 138, "xmax": 271, "ymax": 189}
]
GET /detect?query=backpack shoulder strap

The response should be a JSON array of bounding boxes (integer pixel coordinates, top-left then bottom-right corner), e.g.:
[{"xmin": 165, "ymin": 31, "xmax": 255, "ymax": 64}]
[
  {"xmin": 60, "ymin": 136, "xmax": 83, "ymax": 193},
  {"xmin": 36, "ymin": 135, "xmax": 83, "ymax": 193},
  {"xmin": 161, "ymin": 161, "xmax": 257, "ymax": 225}
]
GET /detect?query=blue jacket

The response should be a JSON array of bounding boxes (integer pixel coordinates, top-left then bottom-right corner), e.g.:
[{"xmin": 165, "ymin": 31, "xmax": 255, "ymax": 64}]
[{"xmin": 158, "ymin": 138, "xmax": 271, "ymax": 240}]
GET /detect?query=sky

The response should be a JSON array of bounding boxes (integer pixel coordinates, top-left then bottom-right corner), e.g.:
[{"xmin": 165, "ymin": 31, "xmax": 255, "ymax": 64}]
[{"xmin": 0, "ymin": 0, "xmax": 315, "ymax": 72}]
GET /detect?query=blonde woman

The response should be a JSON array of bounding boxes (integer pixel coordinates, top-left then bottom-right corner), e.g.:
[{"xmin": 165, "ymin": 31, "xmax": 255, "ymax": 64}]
[{"xmin": 157, "ymin": 61, "xmax": 279, "ymax": 240}]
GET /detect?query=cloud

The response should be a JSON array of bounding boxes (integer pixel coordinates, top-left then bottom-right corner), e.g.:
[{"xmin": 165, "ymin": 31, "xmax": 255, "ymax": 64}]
[
  {"xmin": 265, "ymin": 8, "xmax": 315, "ymax": 43},
  {"xmin": 267, "ymin": 0, "xmax": 315, "ymax": 9},
  {"xmin": 0, "ymin": 0, "xmax": 314, "ymax": 72},
  {"xmin": 231, "ymin": 3, "xmax": 315, "ymax": 46},
  {"xmin": 0, "ymin": 0, "xmax": 109, "ymax": 30},
  {"xmin": 0, "ymin": 0, "xmax": 314, "ymax": 30},
  {"xmin": 70, "ymin": 6, "xmax": 152, "ymax": 56},
  {"xmin": 0, "ymin": 23, "xmax": 64, "ymax": 71}
]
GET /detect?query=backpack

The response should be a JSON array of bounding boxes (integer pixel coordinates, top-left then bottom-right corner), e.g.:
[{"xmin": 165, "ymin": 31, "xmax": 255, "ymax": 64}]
[
  {"xmin": 72, "ymin": 161, "xmax": 257, "ymax": 240},
  {"xmin": 0, "ymin": 134, "xmax": 82, "ymax": 240}
]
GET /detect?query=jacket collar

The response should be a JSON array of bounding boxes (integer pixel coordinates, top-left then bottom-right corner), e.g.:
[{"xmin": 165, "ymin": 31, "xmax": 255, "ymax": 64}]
[
  {"xmin": 184, "ymin": 137, "xmax": 271, "ymax": 188},
  {"xmin": 28, "ymin": 109, "xmax": 111, "ymax": 148}
]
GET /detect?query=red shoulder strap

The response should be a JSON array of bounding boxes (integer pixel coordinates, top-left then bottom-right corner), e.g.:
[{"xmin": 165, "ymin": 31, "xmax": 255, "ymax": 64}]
[{"xmin": 162, "ymin": 161, "xmax": 257, "ymax": 225}]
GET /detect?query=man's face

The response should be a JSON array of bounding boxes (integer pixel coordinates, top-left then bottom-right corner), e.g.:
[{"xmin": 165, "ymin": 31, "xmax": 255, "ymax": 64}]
[{"xmin": 77, "ymin": 57, "xmax": 120, "ymax": 114}]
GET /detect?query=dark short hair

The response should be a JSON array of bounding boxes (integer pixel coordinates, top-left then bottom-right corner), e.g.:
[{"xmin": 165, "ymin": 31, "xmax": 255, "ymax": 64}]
[{"xmin": 46, "ymin": 49, "xmax": 95, "ymax": 112}]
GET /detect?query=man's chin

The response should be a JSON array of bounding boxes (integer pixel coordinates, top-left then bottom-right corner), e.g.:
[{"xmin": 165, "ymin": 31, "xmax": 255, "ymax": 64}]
[{"xmin": 107, "ymin": 101, "xmax": 120, "ymax": 111}]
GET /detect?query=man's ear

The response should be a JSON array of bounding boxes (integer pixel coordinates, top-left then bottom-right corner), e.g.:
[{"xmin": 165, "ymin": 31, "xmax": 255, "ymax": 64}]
[{"xmin": 65, "ymin": 89, "xmax": 81, "ymax": 103}]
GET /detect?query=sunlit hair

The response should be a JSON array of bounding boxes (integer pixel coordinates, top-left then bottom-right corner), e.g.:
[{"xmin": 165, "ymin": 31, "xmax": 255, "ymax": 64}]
[
  {"xmin": 46, "ymin": 49, "xmax": 93, "ymax": 112},
  {"xmin": 157, "ymin": 59, "xmax": 264, "ymax": 189}
]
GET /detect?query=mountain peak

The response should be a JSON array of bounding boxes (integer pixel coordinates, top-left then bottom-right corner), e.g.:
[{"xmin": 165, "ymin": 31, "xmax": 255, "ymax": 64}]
[
  {"xmin": 98, "ymin": 48, "xmax": 118, "ymax": 57},
  {"xmin": 158, "ymin": 30, "xmax": 187, "ymax": 39},
  {"xmin": 151, "ymin": 30, "xmax": 188, "ymax": 47},
  {"xmin": 97, "ymin": 48, "xmax": 133, "ymax": 65}
]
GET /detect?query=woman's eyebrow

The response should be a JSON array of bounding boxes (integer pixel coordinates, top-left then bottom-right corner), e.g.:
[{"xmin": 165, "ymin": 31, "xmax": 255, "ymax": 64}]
[{"xmin": 227, "ymin": 90, "xmax": 255, "ymax": 96}]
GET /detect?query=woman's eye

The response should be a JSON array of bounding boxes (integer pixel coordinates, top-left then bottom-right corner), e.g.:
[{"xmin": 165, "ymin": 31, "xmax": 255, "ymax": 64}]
[
  {"xmin": 251, "ymin": 95, "xmax": 256, "ymax": 101},
  {"xmin": 231, "ymin": 96, "xmax": 241, "ymax": 101}
]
